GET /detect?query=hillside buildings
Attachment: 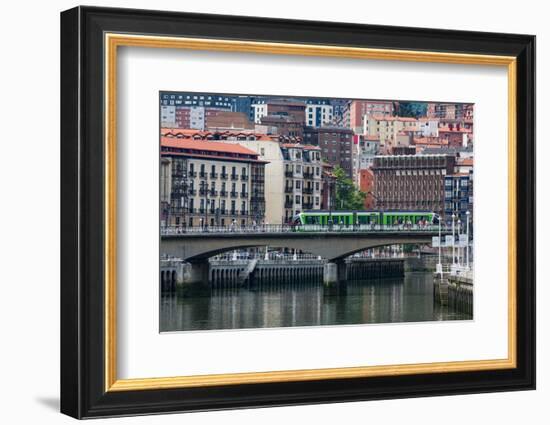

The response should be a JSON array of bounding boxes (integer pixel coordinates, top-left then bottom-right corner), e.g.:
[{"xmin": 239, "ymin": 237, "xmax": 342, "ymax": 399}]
[
  {"xmin": 349, "ymin": 100, "xmax": 394, "ymax": 133},
  {"xmin": 160, "ymin": 94, "xmax": 475, "ymax": 224}
]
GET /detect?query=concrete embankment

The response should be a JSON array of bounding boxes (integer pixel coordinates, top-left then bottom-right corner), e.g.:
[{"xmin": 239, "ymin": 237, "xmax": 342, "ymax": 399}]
[{"xmin": 433, "ymin": 273, "xmax": 473, "ymax": 316}]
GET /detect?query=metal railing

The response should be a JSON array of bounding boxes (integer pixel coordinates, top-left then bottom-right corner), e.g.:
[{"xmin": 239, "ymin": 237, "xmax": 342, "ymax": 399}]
[
  {"xmin": 160, "ymin": 223, "xmax": 444, "ymax": 235},
  {"xmin": 210, "ymin": 252, "xmax": 323, "ymax": 262}
]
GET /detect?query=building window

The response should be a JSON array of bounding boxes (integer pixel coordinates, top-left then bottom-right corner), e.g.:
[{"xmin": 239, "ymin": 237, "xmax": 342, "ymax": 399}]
[{"xmin": 295, "ymin": 195, "xmax": 301, "ymax": 204}]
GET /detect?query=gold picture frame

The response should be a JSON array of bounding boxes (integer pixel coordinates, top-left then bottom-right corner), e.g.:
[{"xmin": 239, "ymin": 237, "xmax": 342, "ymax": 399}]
[{"xmin": 61, "ymin": 6, "xmax": 535, "ymax": 419}]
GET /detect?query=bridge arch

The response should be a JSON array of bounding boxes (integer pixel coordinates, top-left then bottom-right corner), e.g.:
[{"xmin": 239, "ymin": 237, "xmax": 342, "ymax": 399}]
[{"xmin": 160, "ymin": 230, "xmax": 446, "ymax": 267}]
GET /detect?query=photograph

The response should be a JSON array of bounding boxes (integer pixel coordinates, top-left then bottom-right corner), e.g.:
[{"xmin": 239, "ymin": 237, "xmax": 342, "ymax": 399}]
[
  {"xmin": 158, "ymin": 92, "xmax": 475, "ymax": 332},
  {"xmin": 56, "ymin": 4, "xmax": 536, "ymax": 419}
]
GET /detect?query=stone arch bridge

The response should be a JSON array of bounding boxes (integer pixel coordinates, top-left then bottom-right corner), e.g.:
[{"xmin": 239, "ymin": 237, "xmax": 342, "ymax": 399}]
[{"xmin": 161, "ymin": 229, "xmax": 446, "ymax": 285}]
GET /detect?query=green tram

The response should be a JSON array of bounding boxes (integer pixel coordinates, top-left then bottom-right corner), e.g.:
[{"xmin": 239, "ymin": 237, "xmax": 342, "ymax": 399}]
[{"xmin": 292, "ymin": 210, "xmax": 437, "ymax": 227}]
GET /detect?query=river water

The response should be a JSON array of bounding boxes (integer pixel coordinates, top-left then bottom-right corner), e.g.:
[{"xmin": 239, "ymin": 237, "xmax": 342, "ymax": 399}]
[{"xmin": 160, "ymin": 271, "xmax": 472, "ymax": 332}]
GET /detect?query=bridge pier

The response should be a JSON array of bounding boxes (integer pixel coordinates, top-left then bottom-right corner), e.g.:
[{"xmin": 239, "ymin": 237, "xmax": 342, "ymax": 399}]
[
  {"xmin": 323, "ymin": 260, "xmax": 347, "ymax": 286},
  {"xmin": 180, "ymin": 261, "xmax": 209, "ymax": 287}
]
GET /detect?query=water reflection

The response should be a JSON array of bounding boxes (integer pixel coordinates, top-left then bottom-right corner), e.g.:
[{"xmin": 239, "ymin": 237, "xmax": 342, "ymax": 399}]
[{"xmin": 160, "ymin": 271, "xmax": 472, "ymax": 332}]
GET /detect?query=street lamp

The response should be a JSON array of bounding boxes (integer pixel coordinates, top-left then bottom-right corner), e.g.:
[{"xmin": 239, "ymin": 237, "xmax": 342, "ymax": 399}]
[
  {"xmin": 466, "ymin": 210, "xmax": 471, "ymax": 270},
  {"xmin": 457, "ymin": 218, "xmax": 462, "ymax": 267},
  {"xmin": 451, "ymin": 213, "xmax": 456, "ymax": 266},
  {"xmin": 435, "ymin": 213, "xmax": 442, "ymax": 276}
]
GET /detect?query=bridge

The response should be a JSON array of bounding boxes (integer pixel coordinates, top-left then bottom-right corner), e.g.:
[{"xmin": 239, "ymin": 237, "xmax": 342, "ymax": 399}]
[{"xmin": 160, "ymin": 225, "xmax": 449, "ymax": 286}]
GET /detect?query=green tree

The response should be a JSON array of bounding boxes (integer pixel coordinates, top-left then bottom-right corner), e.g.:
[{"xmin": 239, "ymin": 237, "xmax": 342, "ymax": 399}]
[
  {"xmin": 333, "ymin": 166, "xmax": 366, "ymax": 210},
  {"xmin": 397, "ymin": 102, "xmax": 427, "ymax": 118}
]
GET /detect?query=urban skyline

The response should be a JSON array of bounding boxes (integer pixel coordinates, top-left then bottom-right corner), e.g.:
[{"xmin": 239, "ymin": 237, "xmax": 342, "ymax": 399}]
[
  {"xmin": 160, "ymin": 91, "xmax": 473, "ymax": 228},
  {"xmin": 159, "ymin": 91, "xmax": 474, "ymax": 332}
]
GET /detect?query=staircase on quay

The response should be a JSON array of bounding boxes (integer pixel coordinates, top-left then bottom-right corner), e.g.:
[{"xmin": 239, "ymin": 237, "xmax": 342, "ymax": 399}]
[{"xmin": 237, "ymin": 259, "xmax": 258, "ymax": 286}]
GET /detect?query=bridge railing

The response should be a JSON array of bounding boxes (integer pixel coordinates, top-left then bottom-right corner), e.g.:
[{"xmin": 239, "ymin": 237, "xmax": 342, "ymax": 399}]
[
  {"xmin": 211, "ymin": 252, "xmax": 322, "ymax": 262},
  {"xmin": 160, "ymin": 223, "xmax": 445, "ymax": 235}
]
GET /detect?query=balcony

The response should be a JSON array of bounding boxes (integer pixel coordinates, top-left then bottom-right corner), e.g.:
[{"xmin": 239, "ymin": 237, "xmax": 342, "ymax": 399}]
[
  {"xmin": 303, "ymin": 172, "xmax": 313, "ymax": 179},
  {"xmin": 303, "ymin": 187, "xmax": 313, "ymax": 194},
  {"xmin": 240, "ymin": 192, "xmax": 248, "ymax": 198},
  {"xmin": 219, "ymin": 209, "xmax": 227, "ymax": 215},
  {"xmin": 220, "ymin": 190, "xmax": 227, "ymax": 197},
  {"xmin": 240, "ymin": 210, "xmax": 248, "ymax": 216},
  {"xmin": 284, "ymin": 186, "xmax": 293, "ymax": 193},
  {"xmin": 188, "ymin": 189, "xmax": 196, "ymax": 196},
  {"xmin": 230, "ymin": 174, "xmax": 238, "ymax": 181},
  {"xmin": 230, "ymin": 191, "xmax": 238, "ymax": 198},
  {"xmin": 241, "ymin": 174, "xmax": 248, "ymax": 181},
  {"xmin": 199, "ymin": 188, "xmax": 207, "ymax": 196},
  {"xmin": 303, "ymin": 203, "xmax": 314, "ymax": 210},
  {"xmin": 199, "ymin": 171, "xmax": 207, "ymax": 178},
  {"xmin": 199, "ymin": 208, "xmax": 205, "ymax": 214},
  {"xmin": 209, "ymin": 189, "xmax": 218, "ymax": 197},
  {"xmin": 284, "ymin": 170, "xmax": 293, "ymax": 177},
  {"xmin": 210, "ymin": 172, "xmax": 218, "ymax": 179},
  {"xmin": 220, "ymin": 172, "xmax": 228, "ymax": 180},
  {"xmin": 284, "ymin": 200, "xmax": 293, "ymax": 208},
  {"xmin": 230, "ymin": 210, "xmax": 236, "ymax": 216},
  {"xmin": 188, "ymin": 171, "xmax": 197, "ymax": 178}
]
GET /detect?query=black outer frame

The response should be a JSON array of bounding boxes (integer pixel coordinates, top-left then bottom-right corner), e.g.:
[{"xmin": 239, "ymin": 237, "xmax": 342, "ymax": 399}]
[{"xmin": 60, "ymin": 6, "xmax": 536, "ymax": 419}]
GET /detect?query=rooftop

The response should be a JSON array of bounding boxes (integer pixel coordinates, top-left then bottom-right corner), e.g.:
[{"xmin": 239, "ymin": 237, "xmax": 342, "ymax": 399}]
[
  {"xmin": 281, "ymin": 143, "xmax": 321, "ymax": 150},
  {"xmin": 457, "ymin": 158, "xmax": 474, "ymax": 166},
  {"xmin": 161, "ymin": 137, "xmax": 259, "ymax": 156},
  {"xmin": 161, "ymin": 128, "xmax": 274, "ymax": 142},
  {"xmin": 369, "ymin": 115, "xmax": 418, "ymax": 122}
]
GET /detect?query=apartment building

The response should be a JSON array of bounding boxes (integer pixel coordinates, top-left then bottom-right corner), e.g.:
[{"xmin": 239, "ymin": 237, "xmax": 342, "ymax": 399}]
[
  {"xmin": 304, "ymin": 126, "xmax": 354, "ymax": 178},
  {"xmin": 281, "ymin": 144, "xmax": 323, "ymax": 223},
  {"xmin": 349, "ymin": 100, "xmax": 394, "ymax": 133},
  {"xmin": 372, "ymin": 154, "xmax": 456, "ymax": 216},
  {"xmin": 364, "ymin": 116, "xmax": 420, "ymax": 147},
  {"xmin": 160, "ymin": 135, "xmax": 267, "ymax": 228}
]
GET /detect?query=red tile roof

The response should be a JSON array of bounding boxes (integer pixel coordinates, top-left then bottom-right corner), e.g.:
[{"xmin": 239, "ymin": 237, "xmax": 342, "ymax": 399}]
[
  {"xmin": 161, "ymin": 137, "xmax": 259, "ymax": 156},
  {"xmin": 369, "ymin": 116, "xmax": 418, "ymax": 122},
  {"xmin": 161, "ymin": 128, "xmax": 275, "ymax": 141},
  {"xmin": 457, "ymin": 158, "xmax": 474, "ymax": 166},
  {"xmin": 439, "ymin": 127, "xmax": 472, "ymax": 133}
]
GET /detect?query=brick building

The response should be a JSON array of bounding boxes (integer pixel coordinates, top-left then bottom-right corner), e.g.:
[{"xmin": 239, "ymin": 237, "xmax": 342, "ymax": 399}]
[
  {"xmin": 304, "ymin": 126, "xmax": 354, "ymax": 178},
  {"xmin": 349, "ymin": 100, "xmax": 394, "ymax": 132},
  {"xmin": 372, "ymin": 154, "xmax": 456, "ymax": 216},
  {"xmin": 358, "ymin": 168, "xmax": 376, "ymax": 209}
]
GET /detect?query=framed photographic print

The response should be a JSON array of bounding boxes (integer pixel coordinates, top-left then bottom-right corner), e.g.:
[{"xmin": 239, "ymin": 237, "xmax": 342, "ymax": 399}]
[{"xmin": 60, "ymin": 6, "xmax": 536, "ymax": 419}]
